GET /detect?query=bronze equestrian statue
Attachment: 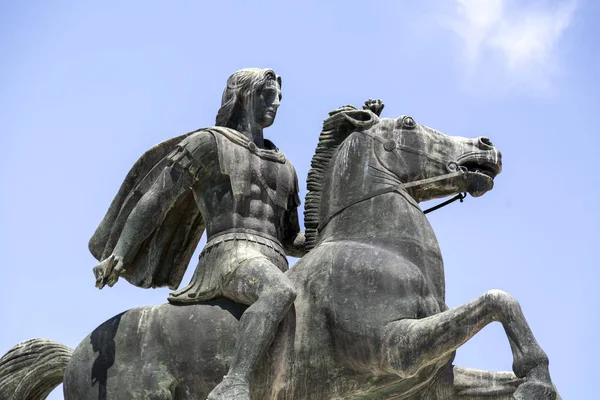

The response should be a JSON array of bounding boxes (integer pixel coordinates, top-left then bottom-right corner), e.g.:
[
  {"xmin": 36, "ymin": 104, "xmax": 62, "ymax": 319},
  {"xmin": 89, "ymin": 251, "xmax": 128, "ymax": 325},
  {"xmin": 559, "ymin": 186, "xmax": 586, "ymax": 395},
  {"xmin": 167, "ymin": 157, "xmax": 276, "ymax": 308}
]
[{"xmin": 0, "ymin": 71, "xmax": 559, "ymax": 400}]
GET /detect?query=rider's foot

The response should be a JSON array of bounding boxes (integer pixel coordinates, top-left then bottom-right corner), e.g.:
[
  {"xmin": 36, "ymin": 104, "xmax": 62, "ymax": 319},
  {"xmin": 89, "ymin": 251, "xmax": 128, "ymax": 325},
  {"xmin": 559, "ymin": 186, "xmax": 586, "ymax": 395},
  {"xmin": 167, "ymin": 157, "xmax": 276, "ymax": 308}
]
[{"xmin": 207, "ymin": 375, "xmax": 250, "ymax": 400}]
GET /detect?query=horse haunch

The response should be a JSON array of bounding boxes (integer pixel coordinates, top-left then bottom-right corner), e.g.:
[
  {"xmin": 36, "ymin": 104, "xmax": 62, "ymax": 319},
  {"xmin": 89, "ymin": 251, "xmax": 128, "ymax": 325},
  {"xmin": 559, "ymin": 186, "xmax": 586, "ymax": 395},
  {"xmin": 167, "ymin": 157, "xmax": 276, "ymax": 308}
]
[{"xmin": 63, "ymin": 302, "xmax": 242, "ymax": 400}]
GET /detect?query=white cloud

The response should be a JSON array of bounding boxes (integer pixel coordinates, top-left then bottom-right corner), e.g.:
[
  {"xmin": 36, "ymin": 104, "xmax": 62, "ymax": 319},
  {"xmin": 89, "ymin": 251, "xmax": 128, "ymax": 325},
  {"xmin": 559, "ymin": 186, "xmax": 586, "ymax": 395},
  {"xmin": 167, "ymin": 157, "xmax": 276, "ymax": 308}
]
[{"xmin": 447, "ymin": 0, "xmax": 578, "ymax": 92}]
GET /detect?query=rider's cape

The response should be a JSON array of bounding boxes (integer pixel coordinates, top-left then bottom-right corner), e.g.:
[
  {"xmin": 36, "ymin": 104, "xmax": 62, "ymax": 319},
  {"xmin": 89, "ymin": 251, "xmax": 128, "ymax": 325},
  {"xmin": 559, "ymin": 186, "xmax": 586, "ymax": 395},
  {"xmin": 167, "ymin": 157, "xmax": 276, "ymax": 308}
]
[{"xmin": 88, "ymin": 129, "xmax": 204, "ymax": 290}]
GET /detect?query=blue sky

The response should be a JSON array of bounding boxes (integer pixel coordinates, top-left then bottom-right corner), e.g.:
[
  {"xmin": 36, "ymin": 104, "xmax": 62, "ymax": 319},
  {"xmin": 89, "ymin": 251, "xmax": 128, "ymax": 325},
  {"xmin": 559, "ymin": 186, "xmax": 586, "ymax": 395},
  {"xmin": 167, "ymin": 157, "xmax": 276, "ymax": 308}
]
[{"xmin": 0, "ymin": 1, "xmax": 597, "ymax": 398}]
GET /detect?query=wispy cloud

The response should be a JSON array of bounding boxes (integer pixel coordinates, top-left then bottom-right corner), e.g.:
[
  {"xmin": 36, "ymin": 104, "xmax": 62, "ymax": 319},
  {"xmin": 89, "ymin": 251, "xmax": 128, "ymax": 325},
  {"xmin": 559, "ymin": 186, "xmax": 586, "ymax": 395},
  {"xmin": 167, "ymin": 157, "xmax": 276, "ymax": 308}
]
[{"xmin": 446, "ymin": 0, "xmax": 578, "ymax": 93}]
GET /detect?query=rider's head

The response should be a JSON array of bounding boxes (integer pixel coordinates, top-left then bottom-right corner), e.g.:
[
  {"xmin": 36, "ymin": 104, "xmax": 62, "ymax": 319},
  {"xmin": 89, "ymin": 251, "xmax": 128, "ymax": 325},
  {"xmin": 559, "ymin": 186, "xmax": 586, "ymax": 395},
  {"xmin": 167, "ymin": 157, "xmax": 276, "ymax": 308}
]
[{"xmin": 216, "ymin": 68, "xmax": 282, "ymax": 129}]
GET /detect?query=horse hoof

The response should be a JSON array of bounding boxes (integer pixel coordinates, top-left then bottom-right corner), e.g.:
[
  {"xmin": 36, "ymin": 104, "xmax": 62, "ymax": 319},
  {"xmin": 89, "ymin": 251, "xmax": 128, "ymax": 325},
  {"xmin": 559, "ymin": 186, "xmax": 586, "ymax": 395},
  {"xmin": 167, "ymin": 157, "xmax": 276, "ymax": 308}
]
[
  {"xmin": 513, "ymin": 381, "xmax": 556, "ymax": 400},
  {"xmin": 206, "ymin": 375, "xmax": 250, "ymax": 400}
]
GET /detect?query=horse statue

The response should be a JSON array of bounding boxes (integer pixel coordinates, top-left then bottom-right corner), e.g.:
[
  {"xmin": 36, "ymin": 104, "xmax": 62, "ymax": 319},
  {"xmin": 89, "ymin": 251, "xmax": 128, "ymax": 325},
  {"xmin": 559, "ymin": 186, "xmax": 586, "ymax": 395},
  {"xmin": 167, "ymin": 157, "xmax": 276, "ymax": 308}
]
[{"xmin": 0, "ymin": 101, "xmax": 558, "ymax": 399}]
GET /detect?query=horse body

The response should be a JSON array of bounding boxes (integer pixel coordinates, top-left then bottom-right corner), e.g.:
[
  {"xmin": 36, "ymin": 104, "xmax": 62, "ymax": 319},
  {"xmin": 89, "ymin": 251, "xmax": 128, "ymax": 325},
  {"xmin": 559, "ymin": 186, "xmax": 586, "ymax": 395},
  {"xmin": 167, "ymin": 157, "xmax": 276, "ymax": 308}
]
[
  {"xmin": 62, "ymin": 236, "xmax": 446, "ymax": 400},
  {"xmin": 61, "ymin": 255, "xmax": 441, "ymax": 400}
]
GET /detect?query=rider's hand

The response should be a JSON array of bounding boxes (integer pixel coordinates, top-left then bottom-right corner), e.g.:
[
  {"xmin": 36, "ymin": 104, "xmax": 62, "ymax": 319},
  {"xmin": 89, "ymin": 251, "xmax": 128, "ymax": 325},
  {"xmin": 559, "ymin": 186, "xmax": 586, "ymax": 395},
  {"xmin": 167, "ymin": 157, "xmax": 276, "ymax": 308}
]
[{"xmin": 93, "ymin": 255, "xmax": 125, "ymax": 289}]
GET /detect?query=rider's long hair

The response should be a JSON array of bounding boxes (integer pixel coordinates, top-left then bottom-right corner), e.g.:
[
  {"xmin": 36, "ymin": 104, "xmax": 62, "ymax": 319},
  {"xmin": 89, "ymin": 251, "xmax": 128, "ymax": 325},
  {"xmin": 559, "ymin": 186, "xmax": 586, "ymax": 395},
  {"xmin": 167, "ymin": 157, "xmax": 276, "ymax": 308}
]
[{"xmin": 216, "ymin": 68, "xmax": 282, "ymax": 128}]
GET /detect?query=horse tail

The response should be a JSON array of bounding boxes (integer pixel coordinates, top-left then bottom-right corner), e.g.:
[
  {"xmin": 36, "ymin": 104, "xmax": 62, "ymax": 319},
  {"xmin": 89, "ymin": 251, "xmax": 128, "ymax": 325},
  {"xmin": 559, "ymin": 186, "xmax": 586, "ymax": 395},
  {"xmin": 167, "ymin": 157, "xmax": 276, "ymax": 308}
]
[{"xmin": 0, "ymin": 338, "xmax": 73, "ymax": 400}]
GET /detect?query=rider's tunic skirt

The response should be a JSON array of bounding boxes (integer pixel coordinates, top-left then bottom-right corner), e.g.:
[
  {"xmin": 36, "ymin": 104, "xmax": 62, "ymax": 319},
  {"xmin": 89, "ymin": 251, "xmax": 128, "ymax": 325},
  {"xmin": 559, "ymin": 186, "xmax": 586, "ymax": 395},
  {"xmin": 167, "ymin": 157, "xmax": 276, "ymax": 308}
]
[{"xmin": 168, "ymin": 231, "xmax": 289, "ymax": 304}]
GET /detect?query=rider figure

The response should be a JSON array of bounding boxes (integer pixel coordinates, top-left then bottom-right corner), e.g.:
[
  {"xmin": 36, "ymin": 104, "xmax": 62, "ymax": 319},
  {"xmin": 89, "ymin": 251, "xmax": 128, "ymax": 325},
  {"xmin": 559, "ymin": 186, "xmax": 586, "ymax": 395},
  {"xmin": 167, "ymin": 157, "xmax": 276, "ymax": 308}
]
[{"xmin": 91, "ymin": 68, "xmax": 306, "ymax": 400}]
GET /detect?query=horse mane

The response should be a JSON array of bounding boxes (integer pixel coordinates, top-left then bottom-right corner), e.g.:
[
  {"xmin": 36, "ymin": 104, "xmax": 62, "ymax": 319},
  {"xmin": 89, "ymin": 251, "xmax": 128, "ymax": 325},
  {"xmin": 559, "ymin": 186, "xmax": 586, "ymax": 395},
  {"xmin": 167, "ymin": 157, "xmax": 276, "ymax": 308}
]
[{"xmin": 304, "ymin": 105, "xmax": 359, "ymax": 250}]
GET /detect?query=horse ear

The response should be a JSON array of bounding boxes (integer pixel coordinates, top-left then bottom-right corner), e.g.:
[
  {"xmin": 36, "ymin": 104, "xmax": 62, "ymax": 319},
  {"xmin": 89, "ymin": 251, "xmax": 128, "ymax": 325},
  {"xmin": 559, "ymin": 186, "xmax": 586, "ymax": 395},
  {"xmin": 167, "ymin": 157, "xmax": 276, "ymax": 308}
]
[{"xmin": 342, "ymin": 110, "xmax": 378, "ymax": 129}]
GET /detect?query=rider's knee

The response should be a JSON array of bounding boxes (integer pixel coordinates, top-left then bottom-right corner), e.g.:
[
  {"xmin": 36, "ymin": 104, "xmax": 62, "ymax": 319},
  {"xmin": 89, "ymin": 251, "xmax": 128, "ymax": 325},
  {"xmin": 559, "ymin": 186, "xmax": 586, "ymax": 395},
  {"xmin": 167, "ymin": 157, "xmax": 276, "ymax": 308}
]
[
  {"xmin": 262, "ymin": 280, "xmax": 296, "ymax": 310},
  {"xmin": 275, "ymin": 282, "xmax": 297, "ymax": 306},
  {"xmin": 255, "ymin": 282, "xmax": 296, "ymax": 322}
]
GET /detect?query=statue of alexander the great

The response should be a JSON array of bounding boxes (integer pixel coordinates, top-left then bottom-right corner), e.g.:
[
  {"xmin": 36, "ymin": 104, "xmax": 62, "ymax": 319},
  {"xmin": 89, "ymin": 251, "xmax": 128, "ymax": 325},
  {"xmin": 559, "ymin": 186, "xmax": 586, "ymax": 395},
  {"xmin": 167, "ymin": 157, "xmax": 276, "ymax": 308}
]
[
  {"xmin": 89, "ymin": 68, "xmax": 306, "ymax": 400},
  {"xmin": 0, "ymin": 75, "xmax": 558, "ymax": 399}
]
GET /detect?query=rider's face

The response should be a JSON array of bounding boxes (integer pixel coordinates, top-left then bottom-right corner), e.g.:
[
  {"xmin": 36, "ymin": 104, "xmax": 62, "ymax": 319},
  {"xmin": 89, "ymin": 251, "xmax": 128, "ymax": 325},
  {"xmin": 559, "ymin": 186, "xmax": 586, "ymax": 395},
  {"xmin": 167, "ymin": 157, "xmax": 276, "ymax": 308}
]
[{"xmin": 253, "ymin": 79, "xmax": 282, "ymax": 128}]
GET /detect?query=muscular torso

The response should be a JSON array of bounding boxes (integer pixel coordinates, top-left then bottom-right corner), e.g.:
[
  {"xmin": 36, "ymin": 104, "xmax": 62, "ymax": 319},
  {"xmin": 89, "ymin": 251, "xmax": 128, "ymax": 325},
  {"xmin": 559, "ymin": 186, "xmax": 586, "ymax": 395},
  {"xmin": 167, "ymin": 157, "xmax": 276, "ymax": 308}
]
[
  {"xmin": 195, "ymin": 159, "xmax": 290, "ymax": 241},
  {"xmin": 179, "ymin": 129, "xmax": 298, "ymax": 243}
]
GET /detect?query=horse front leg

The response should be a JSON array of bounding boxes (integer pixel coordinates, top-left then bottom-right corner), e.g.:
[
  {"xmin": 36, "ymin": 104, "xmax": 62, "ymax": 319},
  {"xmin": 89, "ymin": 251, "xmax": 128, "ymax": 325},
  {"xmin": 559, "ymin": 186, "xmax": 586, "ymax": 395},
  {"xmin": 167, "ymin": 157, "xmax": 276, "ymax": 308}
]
[
  {"xmin": 418, "ymin": 365, "xmax": 520, "ymax": 399},
  {"xmin": 379, "ymin": 290, "xmax": 556, "ymax": 400},
  {"xmin": 447, "ymin": 366, "xmax": 562, "ymax": 400}
]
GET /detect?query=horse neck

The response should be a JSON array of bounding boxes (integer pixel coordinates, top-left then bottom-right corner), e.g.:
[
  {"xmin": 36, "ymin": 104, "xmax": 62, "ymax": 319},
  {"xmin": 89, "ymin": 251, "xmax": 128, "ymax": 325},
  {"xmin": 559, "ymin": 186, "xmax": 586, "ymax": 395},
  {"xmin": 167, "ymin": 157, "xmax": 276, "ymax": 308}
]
[
  {"xmin": 316, "ymin": 135, "xmax": 446, "ymax": 302},
  {"xmin": 317, "ymin": 133, "xmax": 428, "ymax": 246},
  {"xmin": 319, "ymin": 189, "xmax": 428, "ymax": 250}
]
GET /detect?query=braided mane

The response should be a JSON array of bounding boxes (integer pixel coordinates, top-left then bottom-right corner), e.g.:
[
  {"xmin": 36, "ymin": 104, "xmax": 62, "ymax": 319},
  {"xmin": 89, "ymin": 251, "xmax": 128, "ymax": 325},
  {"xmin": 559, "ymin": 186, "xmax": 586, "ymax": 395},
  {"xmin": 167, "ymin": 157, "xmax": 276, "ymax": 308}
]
[{"xmin": 304, "ymin": 105, "xmax": 359, "ymax": 250}]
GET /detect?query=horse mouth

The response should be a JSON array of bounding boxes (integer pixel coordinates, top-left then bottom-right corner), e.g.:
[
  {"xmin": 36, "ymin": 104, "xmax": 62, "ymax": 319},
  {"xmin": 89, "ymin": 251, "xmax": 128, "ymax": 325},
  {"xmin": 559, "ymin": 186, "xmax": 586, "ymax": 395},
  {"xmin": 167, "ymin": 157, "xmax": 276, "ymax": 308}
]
[
  {"xmin": 458, "ymin": 156, "xmax": 501, "ymax": 197},
  {"xmin": 459, "ymin": 160, "xmax": 500, "ymax": 179}
]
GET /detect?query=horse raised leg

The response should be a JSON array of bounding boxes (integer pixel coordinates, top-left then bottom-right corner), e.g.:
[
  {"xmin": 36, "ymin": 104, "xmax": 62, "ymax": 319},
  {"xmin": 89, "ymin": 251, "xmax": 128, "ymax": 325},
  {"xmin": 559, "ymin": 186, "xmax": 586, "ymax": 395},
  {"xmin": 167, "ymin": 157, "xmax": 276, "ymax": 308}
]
[
  {"xmin": 451, "ymin": 366, "xmax": 522, "ymax": 399},
  {"xmin": 418, "ymin": 365, "xmax": 521, "ymax": 399},
  {"xmin": 379, "ymin": 290, "xmax": 555, "ymax": 400},
  {"xmin": 448, "ymin": 366, "xmax": 562, "ymax": 400}
]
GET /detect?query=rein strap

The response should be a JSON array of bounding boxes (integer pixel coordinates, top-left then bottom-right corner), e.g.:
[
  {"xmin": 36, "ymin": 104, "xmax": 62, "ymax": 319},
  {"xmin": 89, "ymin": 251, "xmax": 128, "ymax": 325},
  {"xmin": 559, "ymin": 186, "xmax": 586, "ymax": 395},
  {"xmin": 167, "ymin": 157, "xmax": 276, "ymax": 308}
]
[{"xmin": 317, "ymin": 169, "xmax": 468, "ymax": 231}]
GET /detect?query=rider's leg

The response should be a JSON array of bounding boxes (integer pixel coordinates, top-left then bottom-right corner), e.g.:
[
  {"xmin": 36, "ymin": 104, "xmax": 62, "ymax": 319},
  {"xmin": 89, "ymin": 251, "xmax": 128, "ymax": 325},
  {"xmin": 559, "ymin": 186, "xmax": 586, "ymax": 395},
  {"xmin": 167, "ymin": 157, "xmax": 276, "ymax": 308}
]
[{"xmin": 207, "ymin": 257, "xmax": 296, "ymax": 399}]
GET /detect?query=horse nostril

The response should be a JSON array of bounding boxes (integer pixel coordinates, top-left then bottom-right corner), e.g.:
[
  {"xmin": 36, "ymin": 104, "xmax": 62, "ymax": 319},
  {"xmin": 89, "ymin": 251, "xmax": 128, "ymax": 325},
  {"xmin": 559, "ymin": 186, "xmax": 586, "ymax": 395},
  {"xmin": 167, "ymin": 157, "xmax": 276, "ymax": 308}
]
[{"xmin": 479, "ymin": 137, "xmax": 494, "ymax": 148}]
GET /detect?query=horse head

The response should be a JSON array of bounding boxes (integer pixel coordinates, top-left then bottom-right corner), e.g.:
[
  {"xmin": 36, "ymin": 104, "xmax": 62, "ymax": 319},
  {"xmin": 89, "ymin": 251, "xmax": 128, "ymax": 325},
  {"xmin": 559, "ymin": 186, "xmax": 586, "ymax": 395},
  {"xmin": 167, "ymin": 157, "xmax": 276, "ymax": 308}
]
[
  {"xmin": 304, "ymin": 102, "xmax": 503, "ymax": 249},
  {"xmin": 341, "ymin": 107, "xmax": 502, "ymax": 202}
]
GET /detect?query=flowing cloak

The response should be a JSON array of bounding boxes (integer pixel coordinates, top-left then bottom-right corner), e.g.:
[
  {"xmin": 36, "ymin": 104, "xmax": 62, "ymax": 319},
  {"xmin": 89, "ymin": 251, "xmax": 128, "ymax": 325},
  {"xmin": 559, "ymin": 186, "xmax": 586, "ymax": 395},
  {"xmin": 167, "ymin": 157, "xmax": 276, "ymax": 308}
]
[{"xmin": 88, "ymin": 129, "xmax": 205, "ymax": 290}]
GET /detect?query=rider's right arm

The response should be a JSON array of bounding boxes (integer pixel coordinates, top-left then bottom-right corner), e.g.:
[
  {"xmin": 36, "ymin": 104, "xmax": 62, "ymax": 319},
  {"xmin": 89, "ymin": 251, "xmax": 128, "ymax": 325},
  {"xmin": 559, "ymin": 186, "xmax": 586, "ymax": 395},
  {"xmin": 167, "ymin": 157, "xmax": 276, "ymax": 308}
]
[{"xmin": 111, "ymin": 131, "xmax": 217, "ymax": 263}]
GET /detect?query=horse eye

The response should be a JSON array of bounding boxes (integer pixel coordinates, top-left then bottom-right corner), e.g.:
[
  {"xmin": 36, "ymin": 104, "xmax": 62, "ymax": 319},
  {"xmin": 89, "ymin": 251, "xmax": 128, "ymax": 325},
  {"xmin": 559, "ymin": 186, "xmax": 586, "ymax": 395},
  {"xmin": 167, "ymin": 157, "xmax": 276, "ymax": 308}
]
[{"xmin": 403, "ymin": 117, "xmax": 416, "ymax": 129}]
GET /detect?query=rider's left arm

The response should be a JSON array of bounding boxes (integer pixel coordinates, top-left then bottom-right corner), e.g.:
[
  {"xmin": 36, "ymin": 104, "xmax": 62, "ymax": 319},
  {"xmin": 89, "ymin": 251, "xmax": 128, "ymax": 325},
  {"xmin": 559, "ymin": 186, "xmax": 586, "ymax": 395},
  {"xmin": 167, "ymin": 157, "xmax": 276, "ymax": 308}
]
[
  {"xmin": 282, "ymin": 207, "xmax": 307, "ymax": 258},
  {"xmin": 281, "ymin": 168, "xmax": 307, "ymax": 258}
]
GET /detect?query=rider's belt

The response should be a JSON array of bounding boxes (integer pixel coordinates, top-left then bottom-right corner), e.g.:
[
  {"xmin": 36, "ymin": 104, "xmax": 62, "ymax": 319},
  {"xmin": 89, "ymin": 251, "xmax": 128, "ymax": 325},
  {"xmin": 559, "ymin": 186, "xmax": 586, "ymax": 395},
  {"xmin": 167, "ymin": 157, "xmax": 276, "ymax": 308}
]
[{"xmin": 204, "ymin": 230, "xmax": 287, "ymax": 260}]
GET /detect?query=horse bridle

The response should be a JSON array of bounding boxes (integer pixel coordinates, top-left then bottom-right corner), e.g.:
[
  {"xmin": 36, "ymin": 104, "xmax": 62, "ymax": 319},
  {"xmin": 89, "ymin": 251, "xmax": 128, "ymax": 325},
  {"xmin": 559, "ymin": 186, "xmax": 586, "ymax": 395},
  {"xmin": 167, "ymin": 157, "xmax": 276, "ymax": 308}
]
[{"xmin": 317, "ymin": 132, "xmax": 470, "ymax": 232}]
